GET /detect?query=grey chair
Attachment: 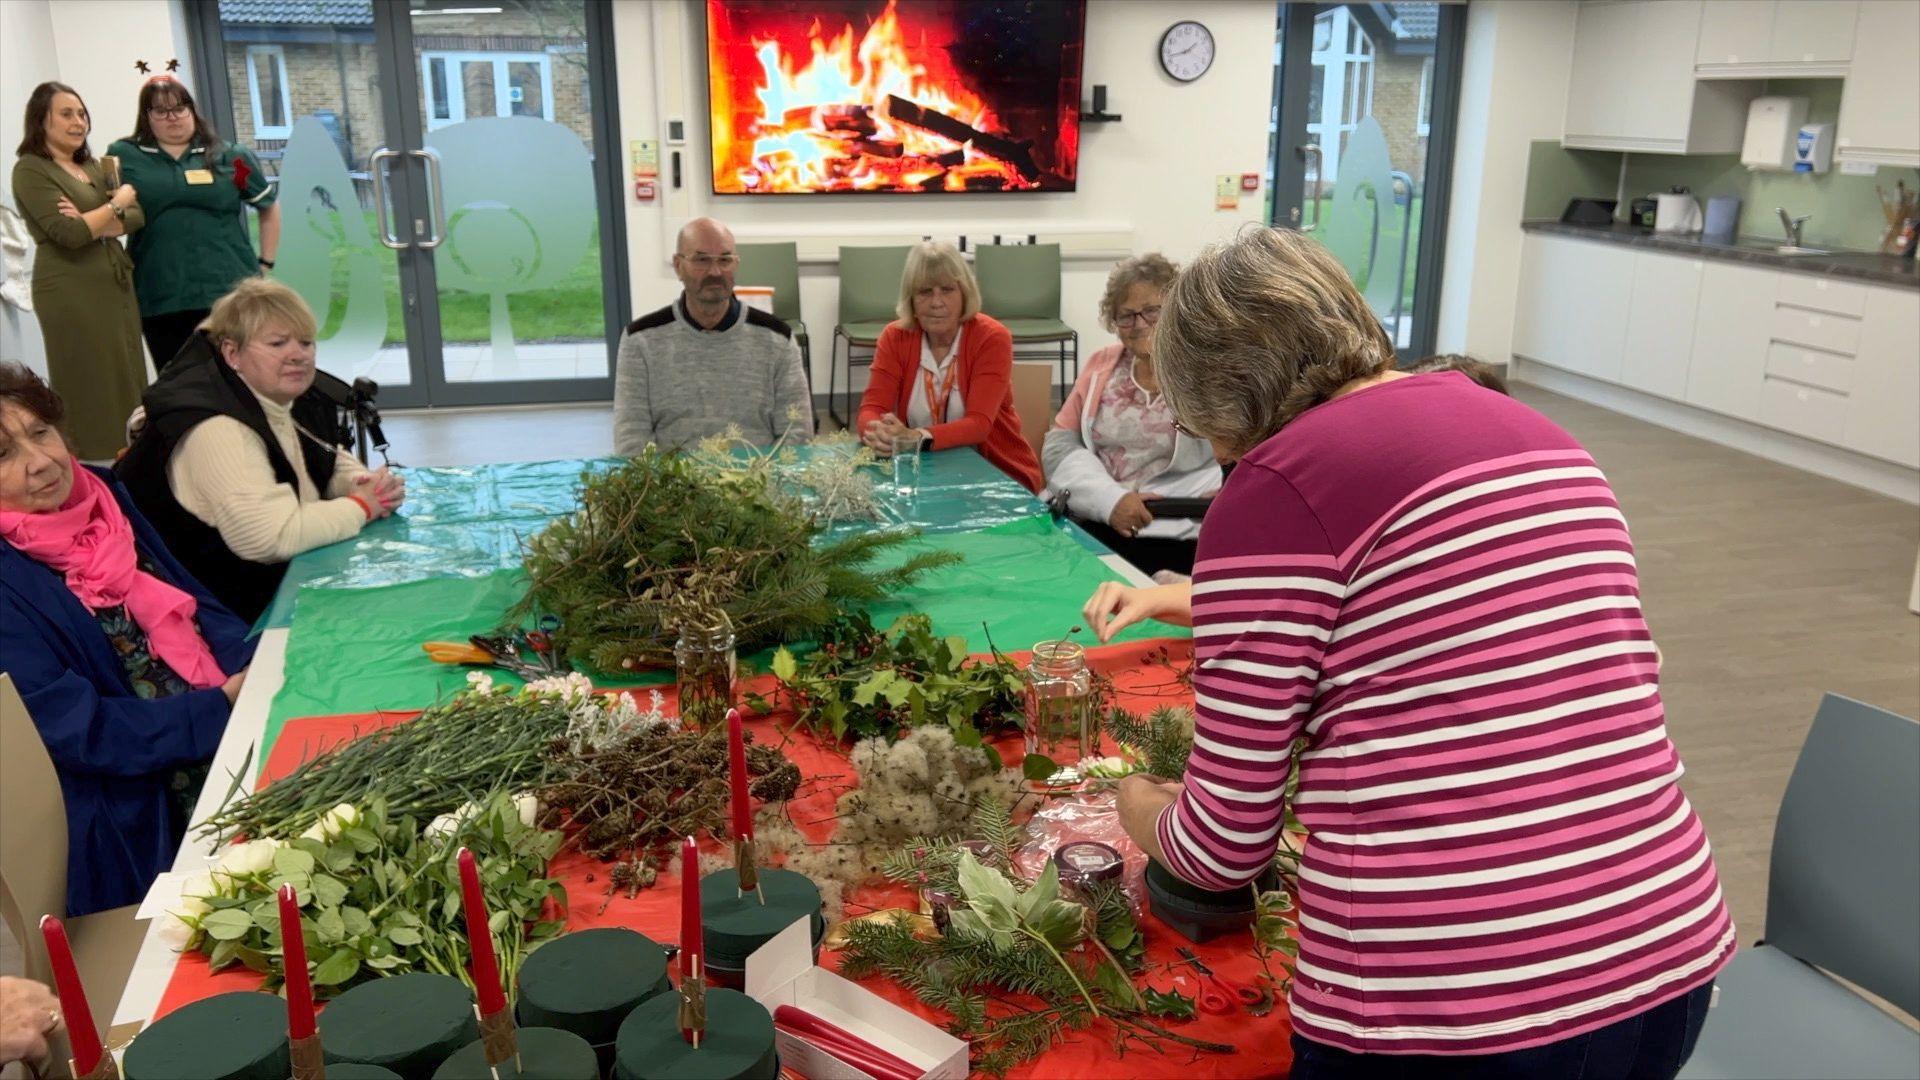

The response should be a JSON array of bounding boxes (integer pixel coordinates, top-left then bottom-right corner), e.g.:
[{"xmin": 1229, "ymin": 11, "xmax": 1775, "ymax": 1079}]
[
  {"xmin": 1679, "ymin": 693, "xmax": 1920, "ymax": 1079},
  {"xmin": 734, "ymin": 241, "xmax": 811, "ymax": 405}
]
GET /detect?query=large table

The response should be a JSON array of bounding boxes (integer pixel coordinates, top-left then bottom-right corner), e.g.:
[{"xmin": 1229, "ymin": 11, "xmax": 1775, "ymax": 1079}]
[{"xmin": 115, "ymin": 448, "xmax": 1155, "ymax": 1030}]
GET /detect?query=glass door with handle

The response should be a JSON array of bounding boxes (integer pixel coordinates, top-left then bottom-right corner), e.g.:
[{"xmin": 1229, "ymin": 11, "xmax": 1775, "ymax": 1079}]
[
  {"xmin": 1267, "ymin": 2, "xmax": 1464, "ymax": 359},
  {"xmin": 190, "ymin": 0, "xmax": 626, "ymax": 408}
]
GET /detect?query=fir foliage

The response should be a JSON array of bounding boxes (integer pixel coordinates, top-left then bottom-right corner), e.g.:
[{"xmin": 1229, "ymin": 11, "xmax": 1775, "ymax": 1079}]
[
  {"xmin": 517, "ymin": 449, "xmax": 958, "ymax": 672},
  {"xmin": 1104, "ymin": 704, "xmax": 1196, "ymax": 780}
]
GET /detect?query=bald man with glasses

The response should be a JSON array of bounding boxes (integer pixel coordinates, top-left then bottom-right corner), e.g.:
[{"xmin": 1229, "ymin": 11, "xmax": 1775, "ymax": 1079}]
[{"xmin": 612, "ymin": 217, "xmax": 813, "ymax": 454}]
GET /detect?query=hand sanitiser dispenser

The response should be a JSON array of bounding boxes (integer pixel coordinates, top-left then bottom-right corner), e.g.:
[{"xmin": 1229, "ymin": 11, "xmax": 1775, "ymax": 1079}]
[{"xmin": 1794, "ymin": 123, "xmax": 1834, "ymax": 174}]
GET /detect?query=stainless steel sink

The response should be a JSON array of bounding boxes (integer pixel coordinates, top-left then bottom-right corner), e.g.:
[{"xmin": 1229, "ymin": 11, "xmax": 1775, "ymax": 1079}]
[{"xmin": 1773, "ymin": 245, "xmax": 1832, "ymax": 256}]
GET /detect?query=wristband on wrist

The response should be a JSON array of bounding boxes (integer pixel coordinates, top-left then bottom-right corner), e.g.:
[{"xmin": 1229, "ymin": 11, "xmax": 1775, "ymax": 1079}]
[
  {"xmin": 257, "ymin": 257, "xmax": 275, "ymax": 269},
  {"xmin": 347, "ymin": 493, "xmax": 375, "ymax": 520}
]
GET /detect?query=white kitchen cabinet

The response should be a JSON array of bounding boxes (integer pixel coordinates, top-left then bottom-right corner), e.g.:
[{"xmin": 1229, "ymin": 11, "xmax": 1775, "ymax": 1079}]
[
  {"xmin": 1844, "ymin": 286, "xmax": 1920, "ymax": 468},
  {"xmin": 1513, "ymin": 234, "xmax": 1634, "ymax": 383},
  {"xmin": 1836, "ymin": 0, "xmax": 1920, "ymax": 168},
  {"xmin": 1620, "ymin": 252, "xmax": 1704, "ymax": 402},
  {"xmin": 1696, "ymin": 0, "xmax": 1856, "ymax": 76},
  {"xmin": 1566, "ymin": 1, "xmax": 1761, "ymax": 153},
  {"xmin": 1683, "ymin": 262, "xmax": 1780, "ymax": 422}
]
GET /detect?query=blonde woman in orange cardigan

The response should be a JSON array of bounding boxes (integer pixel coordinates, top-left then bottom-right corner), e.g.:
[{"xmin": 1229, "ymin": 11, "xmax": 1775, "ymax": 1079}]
[{"xmin": 856, "ymin": 241, "xmax": 1043, "ymax": 492}]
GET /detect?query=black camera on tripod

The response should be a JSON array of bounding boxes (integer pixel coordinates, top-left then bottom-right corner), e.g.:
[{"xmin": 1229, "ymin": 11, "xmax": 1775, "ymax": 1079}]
[{"xmin": 312, "ymin": 370, "xmax": 396, "ymax": 466}]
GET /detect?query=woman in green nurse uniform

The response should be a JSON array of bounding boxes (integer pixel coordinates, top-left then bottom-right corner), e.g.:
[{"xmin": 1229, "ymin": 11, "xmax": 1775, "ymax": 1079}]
[{"xmin": 107, "ymin": 76, "xmax": 279, "ymax": 371}]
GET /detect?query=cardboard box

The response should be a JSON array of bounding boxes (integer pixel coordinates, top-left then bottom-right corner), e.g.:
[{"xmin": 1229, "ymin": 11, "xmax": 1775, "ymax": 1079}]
[{"xmin": 745, "ymin": 920, "xmax": 968, "ymax": 1080}]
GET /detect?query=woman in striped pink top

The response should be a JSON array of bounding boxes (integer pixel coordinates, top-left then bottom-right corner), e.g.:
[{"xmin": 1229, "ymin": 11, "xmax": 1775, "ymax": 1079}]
[{"xmin": 1091, "ymin": 228, "xmax": 1734, "ymax": 1077}]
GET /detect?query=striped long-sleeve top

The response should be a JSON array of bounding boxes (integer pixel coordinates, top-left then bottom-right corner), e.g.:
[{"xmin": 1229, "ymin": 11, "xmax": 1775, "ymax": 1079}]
[{"xmin": 1155, "ymin": 371, "xmax": 1735, "ymax": 1056}]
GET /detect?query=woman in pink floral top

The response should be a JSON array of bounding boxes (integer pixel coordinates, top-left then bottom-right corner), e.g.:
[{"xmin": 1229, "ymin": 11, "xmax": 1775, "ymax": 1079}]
[{"xmin": 1042, "ymin": 254, "xmax": 1222, "ymax": 576}]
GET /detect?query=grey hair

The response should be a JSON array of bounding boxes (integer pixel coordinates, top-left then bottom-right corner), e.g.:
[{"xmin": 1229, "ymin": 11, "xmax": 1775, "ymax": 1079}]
[
  {"xmin": 1097, "ymin": 252, "xmax": 1179, "ymax": 334},
  {"xmin": 1153, "ymin": 226, "xmax": 1396, "ymax": 457},
  {"xmin": 895, "ymin": 241, "xmax": 981, "ymax": 328}
]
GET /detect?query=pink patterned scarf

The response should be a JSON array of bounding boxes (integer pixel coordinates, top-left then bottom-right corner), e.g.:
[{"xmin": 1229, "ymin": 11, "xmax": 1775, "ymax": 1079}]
[{"xmin": 0, "ymin": 467, "xmax": 226, "ymax": 689}]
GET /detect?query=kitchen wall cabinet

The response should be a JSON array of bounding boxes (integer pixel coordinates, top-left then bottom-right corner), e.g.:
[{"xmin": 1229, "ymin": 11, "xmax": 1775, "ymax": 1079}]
[
  {"xmin": 1621, "ymin": 253, "xmax": 1704, "ymax": 402},
  {"xmin": 1683, "ymin": 262, "xmax": 1779, "ymax": 423},
  {"xmin": 1695, "ymin": 0, "xmax": 1855, "ymax": 77},
  {"xmin": 1564, "ymin": 0, "xmax": 1761, "ymax": 153},
  {"xmin": 1836, "ymin": 0, "xmax": 1920, "ymax": 168},
  {"xmin": 1513, "ymin": 234, "xmax": 1634, "ymax": 383}
]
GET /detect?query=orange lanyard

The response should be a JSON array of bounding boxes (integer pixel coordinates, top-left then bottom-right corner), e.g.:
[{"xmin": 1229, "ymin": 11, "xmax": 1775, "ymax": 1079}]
[{"xmin": 919, "ymin": 357, "xmax": 962, "ymax": 426}]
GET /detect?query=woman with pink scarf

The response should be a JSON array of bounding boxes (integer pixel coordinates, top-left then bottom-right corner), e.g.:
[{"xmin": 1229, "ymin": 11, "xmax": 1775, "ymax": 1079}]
[{"xmin": 0, "ymin": 361, "xmax": 252, "ymax": 916}]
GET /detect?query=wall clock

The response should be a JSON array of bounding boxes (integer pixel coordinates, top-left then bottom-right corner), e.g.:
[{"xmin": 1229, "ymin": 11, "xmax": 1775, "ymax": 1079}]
[{"xmin": 1159, "ymin": 20, "xmax": 1215, "ymax": 83}]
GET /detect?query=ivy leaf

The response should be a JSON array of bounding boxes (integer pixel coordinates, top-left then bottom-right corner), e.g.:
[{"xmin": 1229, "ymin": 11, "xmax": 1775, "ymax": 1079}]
[
  {"xmin": 201, "ymin": 908, "xmax": 254, "ymax": 941},
  {"xmin": 310, "ymin": 948, "xmax": 361, "ymax": 986},
  {"xmin": 1023, "ymin": 753, "xmax": 1061, "ymax": 782},
  {"xmin": 1026, "ymin": 899, "xmax": 1088, "ymax": 950},
  {"xmin": 1020, "ymin": 861, "xmax": 1061, "ymax": 920},
  {"xmin": 771, "ymin": 646, "xmax": 798, "ymax": 682},
  {"xmin": 955, "ymin": 853, "xmax": 1019, "ymax": 936},
  {"xmin": 1142, "ymin": 987, "xmax": 1197, "ymax": 1019}
]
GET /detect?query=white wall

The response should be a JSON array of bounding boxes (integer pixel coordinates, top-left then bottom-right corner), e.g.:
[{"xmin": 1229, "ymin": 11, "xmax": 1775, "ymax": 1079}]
[
  {"xmin": 1433, "ymin": 0, "xmax": 1578, "ymax": 363},
  {"xmin": 611, "ymin": 0, "xmax": 1277, "ymax": 394},
  {"xmin": 0, "ymin": 0, "xmax": 192, "ymax": 379}
]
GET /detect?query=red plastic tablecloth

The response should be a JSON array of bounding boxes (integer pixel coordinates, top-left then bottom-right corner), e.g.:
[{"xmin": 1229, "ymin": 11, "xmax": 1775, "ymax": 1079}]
[{"xmin": 152, "ymin": 640, "xmax": 1292, "ymax": 1078}]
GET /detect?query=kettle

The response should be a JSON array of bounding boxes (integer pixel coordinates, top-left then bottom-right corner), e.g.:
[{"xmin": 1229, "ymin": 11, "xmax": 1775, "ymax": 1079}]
[{"xmin": 1653, "ymin": 187, "xmax": 1703, "ymax": 234}]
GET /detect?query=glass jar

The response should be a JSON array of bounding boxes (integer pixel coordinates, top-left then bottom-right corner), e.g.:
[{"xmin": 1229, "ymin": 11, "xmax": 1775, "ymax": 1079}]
[
  {"xmin": 1022, "ymin": 639, "xmax": 1095, "ymax": 787},
  {"xmin": 673, "ymin": 608, "xmax": 736, "ymax": 732}
]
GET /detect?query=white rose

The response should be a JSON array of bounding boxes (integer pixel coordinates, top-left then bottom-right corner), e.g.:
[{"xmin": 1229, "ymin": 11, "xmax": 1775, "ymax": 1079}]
[
  {"xmin": 215, "ymin": 838, "xmax": 280, "ymax": 878},
  {"xmin": 170, "ymin": 872, "xmax": 215, "ymax": 924},
  {"xmin": 300, "ymin": 803, "xmax": 360, "ymax": 843},
  {"xmin": 425, "ymin": 800, "xmax": 481, "ymax": 842},
  {"xmin": 512, "ymin": 793, "xmax": 540, "ymax": 829}
]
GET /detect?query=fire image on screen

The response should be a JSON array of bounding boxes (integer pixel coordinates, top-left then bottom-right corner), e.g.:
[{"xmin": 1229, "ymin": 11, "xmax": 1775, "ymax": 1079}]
[{"xmin": 707, "ymin": 0, "xmax": 1085, "ymax": 194}]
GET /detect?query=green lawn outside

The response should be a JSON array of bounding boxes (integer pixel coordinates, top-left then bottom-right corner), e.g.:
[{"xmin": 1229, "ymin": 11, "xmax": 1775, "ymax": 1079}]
[{"xmin": 256, "ymin": 213, "xmax": 605, "ymax": 345}]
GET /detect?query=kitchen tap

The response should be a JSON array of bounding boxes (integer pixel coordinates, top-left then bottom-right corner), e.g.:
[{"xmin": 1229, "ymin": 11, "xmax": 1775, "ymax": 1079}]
[{"xmin": 1777, "ymin": 207, "xmax": 1810, "ymax": 247}]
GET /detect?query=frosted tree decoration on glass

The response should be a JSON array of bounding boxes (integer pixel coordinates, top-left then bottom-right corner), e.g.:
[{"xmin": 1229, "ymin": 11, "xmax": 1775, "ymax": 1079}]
[
  {"xmin": 425, "ymin": 116, "xmax": 595, "ymax": 366},
  {"xmin": 276, "ymin": 116, "xmax": 388, "ymax": 375}
]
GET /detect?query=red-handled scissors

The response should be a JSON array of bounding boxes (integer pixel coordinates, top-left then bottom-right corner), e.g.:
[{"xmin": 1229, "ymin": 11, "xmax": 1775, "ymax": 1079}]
[{"xmin": 1178, "ymin": 947, "xmax": 1261, "ymax": 1015}]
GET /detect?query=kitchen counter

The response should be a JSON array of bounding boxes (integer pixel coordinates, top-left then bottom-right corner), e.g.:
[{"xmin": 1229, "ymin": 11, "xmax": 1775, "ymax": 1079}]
[{"xmin": 1521, "ymin": 221, "xmax": 1920, "ymax": 290}]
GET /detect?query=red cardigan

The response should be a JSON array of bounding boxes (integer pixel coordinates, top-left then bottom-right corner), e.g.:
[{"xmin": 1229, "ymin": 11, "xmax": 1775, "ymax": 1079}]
[{"xmin": 856, "ymin": 313, "xmax": 1044, "ymax": 492}]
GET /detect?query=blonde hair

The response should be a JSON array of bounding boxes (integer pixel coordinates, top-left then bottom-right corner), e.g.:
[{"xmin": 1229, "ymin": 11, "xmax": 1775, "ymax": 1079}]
[
  {"xmin": 1410, "ymin": 353, "xmax": 1510, "ymax": 395},
  {"xmin": 1098, "ymin": 252, "xmax": 1179, "ymax": 334},
  {"xmin": 1154, "ymin": 227, "xmax": 1396, "ymax": 456},
  {"xmin": 200, "ymin": 277, "xmax": 318, "ymax": 351},
  {"xmin": 895, "ymin": 240, "xmax": 981, "ymax": 328}
]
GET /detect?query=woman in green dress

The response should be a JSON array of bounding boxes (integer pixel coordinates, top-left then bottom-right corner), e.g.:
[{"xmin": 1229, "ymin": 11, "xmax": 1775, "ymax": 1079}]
[
  {"xmin": 108, "ymin": 76, "xmax": 279, "ymax": 372},
  {"xmin": 11, "ymin": 81, "xmax": 146, "ymax": 460}
]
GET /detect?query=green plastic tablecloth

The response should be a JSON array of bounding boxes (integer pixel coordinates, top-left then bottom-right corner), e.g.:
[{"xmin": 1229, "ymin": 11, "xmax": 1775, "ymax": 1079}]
[
  {"xmin": 257, "ymin": 449, "xmax": 1069, "ymax": 631},
  {"xmin": 259, "ymin": 514, "xmax": 1184, "ymax": 762}
]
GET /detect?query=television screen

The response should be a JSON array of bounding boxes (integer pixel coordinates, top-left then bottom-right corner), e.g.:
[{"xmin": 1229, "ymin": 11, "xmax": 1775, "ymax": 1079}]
[{"xmin": 706, "ymin": 0, "xmax": 1086, "ymax": 195}]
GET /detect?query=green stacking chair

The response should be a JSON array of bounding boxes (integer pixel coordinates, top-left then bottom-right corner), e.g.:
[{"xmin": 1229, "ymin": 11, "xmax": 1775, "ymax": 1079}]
[
  {"xmin": 975, "ymin": 242, "xmax": 1078, "ymax": 401},
  {"xmin": 831, "ymin": 245, "xmax": 910, "ymax": 428},
  {"xmin": 734, "ymin": 242, "xmax": 812, "ymax": 428}
]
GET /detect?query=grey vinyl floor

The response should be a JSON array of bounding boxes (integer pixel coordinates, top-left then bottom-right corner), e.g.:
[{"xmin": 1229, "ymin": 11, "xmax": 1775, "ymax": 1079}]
[{"xmin": 375, "ymin": 383, "xmax": 1920, "ymax": 943}]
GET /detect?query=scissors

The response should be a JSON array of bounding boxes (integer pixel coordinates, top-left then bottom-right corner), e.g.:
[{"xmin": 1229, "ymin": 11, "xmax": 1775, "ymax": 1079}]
[
  {"xmin": 523, "ymin": 616, "xmax": 564, "ymax": 673},
  {"xmin": 1177, "ymin": 948, "xmax": 1260, "ymax": 1016}
]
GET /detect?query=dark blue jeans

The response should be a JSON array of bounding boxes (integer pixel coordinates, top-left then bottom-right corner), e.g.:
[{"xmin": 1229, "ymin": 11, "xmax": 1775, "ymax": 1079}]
[{"xmin": 1291, "ymin": 982, "xmax": 1714, "ymax": 1080}]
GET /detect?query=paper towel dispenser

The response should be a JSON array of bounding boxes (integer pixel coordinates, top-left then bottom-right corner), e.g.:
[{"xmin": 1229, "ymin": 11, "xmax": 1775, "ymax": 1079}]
[{"xmin": 1743, "ymin": 96, "xmax": 1809, "ymax": 171}]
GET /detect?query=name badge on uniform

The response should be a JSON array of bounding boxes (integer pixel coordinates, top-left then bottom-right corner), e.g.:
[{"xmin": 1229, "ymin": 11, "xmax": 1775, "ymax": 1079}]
[{"xmin": 183, "ymin": 169, "xmax": 215, "ymax": 185}]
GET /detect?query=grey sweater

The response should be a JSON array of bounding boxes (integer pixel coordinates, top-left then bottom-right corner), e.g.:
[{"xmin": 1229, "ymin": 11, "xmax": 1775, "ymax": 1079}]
[{"xmin": 612, "ymin": 296, "xmax": 813, "ymax": 453}]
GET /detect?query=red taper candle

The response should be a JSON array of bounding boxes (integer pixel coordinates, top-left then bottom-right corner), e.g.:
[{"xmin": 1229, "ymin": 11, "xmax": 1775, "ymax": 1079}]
[
  {"xmin": 278, "ymin": 885, "xmax": 317, "ymax": 1039},
  {"xmin": 726, "ymin": 708, "xmax": 753, "ymax": 843},
  {"xmin": 457, "ymin": 848, "xmax": 508, "ymax": 1016},
  {"xmin": 679, "ymin": 834, "xmax": 702, "ymax": 984},
  {"xmin": 40, "ymin": 915, "xmax": 104, "ymax": 1076}
]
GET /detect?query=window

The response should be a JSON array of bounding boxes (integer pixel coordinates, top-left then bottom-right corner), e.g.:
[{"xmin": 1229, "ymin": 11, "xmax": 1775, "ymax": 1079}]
[
  {"xmin": 246, "ymin": 45, "xmax": 293, "ymax": 138},
  {"xmin": 1417, "ymin": 57, "xmax": 1433, "ymax": 137},
  {"xmin": 1307, "ymin": 6, "xmax": 1374, "ymax": 183},
  {"xmin": 420, "ymin": 52, "xmax": 554, "ymax": 130}
]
